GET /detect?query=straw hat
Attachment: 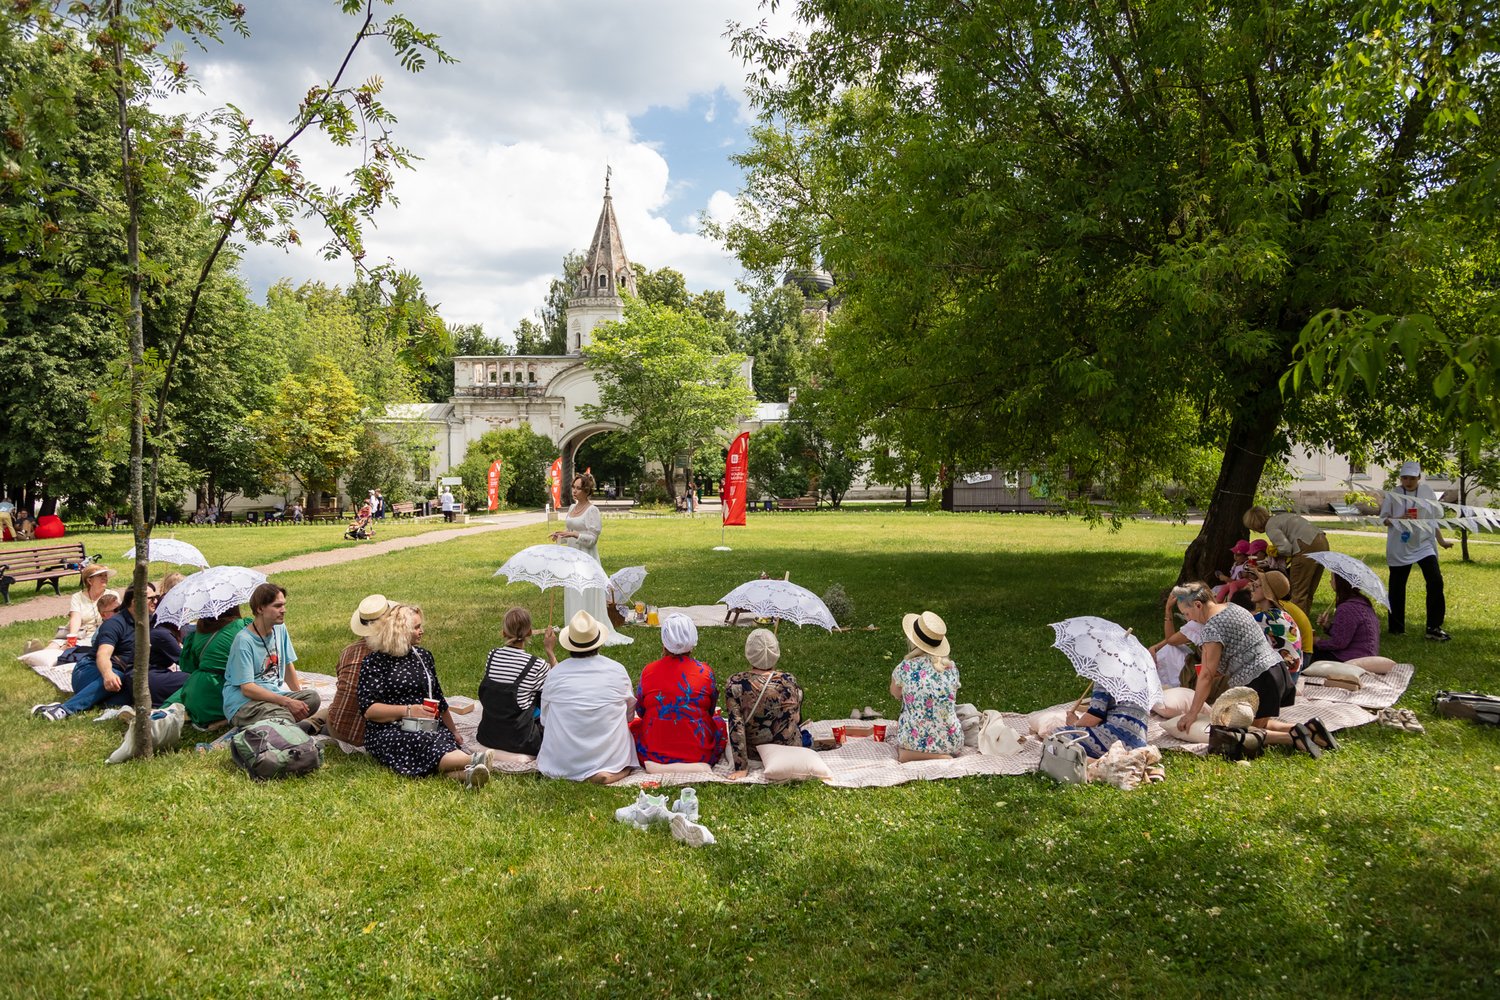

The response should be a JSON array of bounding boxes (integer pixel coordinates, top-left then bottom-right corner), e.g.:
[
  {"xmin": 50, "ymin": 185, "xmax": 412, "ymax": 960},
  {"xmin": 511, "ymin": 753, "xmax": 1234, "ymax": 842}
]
[
  {"xmin": 1258, "ymin": 570, "xmax": 1291, "ymax": 601},
  {"xmin": 559, "ymin": 611, "xmax": 606, "ymax": 654},
  {"xmin": 350, "ymin": 594, "xmax": 393, "ymax": 637},
  {"xmin": 745, "ymin": 628, "xmax": 780, "ymax": 670},
  {"xmin": 901, "ymin": 610, "xmax": 950, "ymax": 658},
  {"xmin": 1211, "ymin": 687, "xmax": 1261, "ymax": 728}
]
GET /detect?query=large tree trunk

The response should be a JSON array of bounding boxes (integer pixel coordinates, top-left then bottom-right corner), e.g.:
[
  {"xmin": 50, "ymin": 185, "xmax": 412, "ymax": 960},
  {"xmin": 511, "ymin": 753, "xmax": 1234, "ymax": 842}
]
[{"xmin": 1179, "ymin": 389, "xmax": 1285, "ymax": 584}]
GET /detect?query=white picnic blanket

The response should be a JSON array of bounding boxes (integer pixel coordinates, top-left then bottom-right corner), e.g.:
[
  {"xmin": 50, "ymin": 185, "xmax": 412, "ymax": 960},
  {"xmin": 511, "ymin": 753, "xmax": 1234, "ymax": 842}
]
[{"xmin": 1297, "ymin": 662, "xmax": 1414, "ymax": 710}]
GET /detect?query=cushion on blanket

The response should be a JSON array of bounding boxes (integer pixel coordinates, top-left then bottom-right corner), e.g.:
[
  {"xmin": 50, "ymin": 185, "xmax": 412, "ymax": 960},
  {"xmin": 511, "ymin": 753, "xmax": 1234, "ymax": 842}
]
[
  {"xmin": 1349, "ymin": 655, "xmax": 1395, "ymax": 675},
  {"xmin": 1153, "ymin": 686, "xmax": 1197, "ymax": 717},
  {"xmin": 1303, "ymin": 661, "xmax": 1365, "ymax": 683},
  {"xmin": 756, "ymin": 744, "xmax": 832, "ymax": 782},
  {"xmin": 18, "ymin": 646, "xmax": 63, "ymax": 670},
  {"xmin": 644, "ymin": 760, "xmax": 713, "ymax": 774},
  {"xmin": 1029, "ymin": 708, "xmax": 1068, "ymax": 736}
]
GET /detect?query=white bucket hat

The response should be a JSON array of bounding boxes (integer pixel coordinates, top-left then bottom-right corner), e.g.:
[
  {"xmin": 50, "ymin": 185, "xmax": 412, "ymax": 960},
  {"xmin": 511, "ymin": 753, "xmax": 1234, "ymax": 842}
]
[
  {"xmin": 901, "ymin": 610, "xmax": 950, "ymax": 658},
  {"xmin": 1398, "ymin": 461, "xmax": 1422, "ymax": 478},
  {"xmin": 660, "ymin": 613, "xmax": 698, "ymax": 655},
  {"xmin": 350, "ymin": 594, "xmax": 393, "ymax": 637},
  {"xmin": 559, "ymin": 611, "xmax": 605, "ymax": 654}
]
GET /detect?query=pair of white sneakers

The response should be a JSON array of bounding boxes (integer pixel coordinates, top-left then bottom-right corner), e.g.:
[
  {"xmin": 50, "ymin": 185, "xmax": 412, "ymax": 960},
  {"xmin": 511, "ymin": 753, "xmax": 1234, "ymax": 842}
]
[{"xmin": 614, "ymin": 788, "xmax": 716, "ymax": 846}]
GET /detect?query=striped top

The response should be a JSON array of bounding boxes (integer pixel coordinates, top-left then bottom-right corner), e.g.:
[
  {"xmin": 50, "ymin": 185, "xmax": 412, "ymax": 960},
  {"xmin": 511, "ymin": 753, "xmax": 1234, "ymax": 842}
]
[{"xmin": 484, "ymin": 645, "xmax": 548, "ymax": 709}]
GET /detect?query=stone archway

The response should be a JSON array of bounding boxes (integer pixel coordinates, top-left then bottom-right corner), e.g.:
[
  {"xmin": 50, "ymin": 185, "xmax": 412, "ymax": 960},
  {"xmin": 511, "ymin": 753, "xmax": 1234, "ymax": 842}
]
[{"xmin": 560, "ymin": 422, "xmax": 627, "ymax": 499}]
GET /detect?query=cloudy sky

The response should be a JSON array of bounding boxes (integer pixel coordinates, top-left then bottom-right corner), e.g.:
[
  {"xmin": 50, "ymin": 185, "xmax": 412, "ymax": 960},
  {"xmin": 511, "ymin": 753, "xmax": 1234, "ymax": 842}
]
[{"xmin": 168, "ymin": 0, "xmax": 798, "ymax": 341}]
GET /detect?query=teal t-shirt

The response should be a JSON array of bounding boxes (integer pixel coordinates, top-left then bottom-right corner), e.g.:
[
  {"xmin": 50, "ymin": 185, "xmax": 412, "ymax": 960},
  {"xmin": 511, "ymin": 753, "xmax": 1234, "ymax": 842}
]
[{"xmin": 222, "ymin": 624, "xmax": 298, "ymax": 721}]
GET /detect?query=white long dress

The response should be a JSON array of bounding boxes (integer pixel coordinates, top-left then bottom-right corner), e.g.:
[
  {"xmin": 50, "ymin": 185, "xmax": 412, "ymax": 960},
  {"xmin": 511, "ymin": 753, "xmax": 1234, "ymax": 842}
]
[{"xmin": 562, "ymin": 503, "xmax": 632, "ymax": 646}]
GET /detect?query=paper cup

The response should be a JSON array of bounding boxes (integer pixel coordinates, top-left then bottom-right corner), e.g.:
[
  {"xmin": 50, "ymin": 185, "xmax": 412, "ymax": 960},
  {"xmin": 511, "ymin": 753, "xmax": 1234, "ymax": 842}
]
[
  {"xmin": 872, "ymin": 724, "xmax": 887, "ymax": 742},
  {"xmin": 1406, "ymin": 506, "xmax": 1419, "ymax": 519},
  {"xmin": 832, "ymin": 726, "xmax": 846, "ymax": 746},
  {"xmin": 422, "ymin": 698, "xmax": 440, "ymax": 717}
]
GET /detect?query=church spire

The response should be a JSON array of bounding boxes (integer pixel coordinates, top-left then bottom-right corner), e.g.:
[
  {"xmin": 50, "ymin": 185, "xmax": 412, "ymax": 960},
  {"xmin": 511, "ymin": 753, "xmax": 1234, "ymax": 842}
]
[{"xmin": 578, "ymin": 173, "xmax": 636, "ymax": 301}]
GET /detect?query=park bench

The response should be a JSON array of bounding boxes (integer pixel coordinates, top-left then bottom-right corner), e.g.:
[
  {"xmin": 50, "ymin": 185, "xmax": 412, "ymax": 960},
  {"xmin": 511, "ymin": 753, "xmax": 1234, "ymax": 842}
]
[
  {"xmin": 0, "ymin": 542, "xmax": 90, "ymax": 605},
  {"xmin": 309, "ymin": 508, "xmax": 343, "ymax": 525},
  {"xmin": 775, "ymin": 496, "xmax": 819, "ymax": 511},
  {"xmin": 1329, "ymin": 502, "xmax": 1362, "ymax": 519},
  {"xmin": 390, "ymin": 502, "xmax": 417, "ymax": 518}
]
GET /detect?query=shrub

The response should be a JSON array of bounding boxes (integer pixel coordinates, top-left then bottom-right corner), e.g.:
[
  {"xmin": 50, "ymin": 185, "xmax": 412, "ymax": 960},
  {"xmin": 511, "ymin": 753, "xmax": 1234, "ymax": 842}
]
[{"xmin": 822, "ymin": 583, "xmax": 854, "ymax": 627}]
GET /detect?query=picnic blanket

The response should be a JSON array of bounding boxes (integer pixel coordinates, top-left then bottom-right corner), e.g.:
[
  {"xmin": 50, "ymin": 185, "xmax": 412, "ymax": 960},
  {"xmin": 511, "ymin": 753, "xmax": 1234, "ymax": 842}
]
[{"xmin": 1297, "ymin": 662, "xmax": 1414, "ymax": 710}]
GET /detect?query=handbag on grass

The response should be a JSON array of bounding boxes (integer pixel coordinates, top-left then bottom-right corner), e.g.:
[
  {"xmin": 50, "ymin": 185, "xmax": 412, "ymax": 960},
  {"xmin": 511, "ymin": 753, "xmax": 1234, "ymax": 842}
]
[{"xmin": 1039, "ymin": 731, "xmax": 1089, "ymax": 784}]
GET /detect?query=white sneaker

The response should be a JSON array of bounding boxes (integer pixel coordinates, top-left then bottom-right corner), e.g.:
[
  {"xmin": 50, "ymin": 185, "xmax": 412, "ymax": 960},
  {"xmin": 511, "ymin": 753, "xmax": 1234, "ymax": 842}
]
[
  {"xmin": 670, "ymin": 787, "xmax": 699, "ymax": 822},
  {"xmin": 614, "ymin": 790, "xmax": 650, "ymax": 825},
  {"xmin": 463, "ymin": 761, "xmax": 490, "ymax": 790},
  {"xmin": 669, "ymin": 813, "xmax": 716, "ymax": 847}
]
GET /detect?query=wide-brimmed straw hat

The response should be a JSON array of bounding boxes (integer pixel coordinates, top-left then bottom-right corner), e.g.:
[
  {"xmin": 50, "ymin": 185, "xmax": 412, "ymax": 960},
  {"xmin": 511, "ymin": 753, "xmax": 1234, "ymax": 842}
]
[
  {"xmin": 1257, "ymin": 570, "xmax": 1291, "ymax": 601},
  {"xmin": 559, "ymin": 611, "xmax": 606, "ymax": 654},
  {"xmin": 1211, "ymin": 687, "xmax": 1260, "ymax": 728},
  {"xmin": 901, "ymin": 610, "xmax": 950, "ymax": 658},
  {"xmin": 350, "ymin": 594, "xmax": 393, "ymax": 637}
]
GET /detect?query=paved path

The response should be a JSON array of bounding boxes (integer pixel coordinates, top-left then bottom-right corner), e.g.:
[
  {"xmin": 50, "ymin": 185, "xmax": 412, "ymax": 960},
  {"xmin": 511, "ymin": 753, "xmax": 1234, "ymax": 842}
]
[{"xmin": 0, "ymin": 512, "xmax": 546, "ymax": 630}]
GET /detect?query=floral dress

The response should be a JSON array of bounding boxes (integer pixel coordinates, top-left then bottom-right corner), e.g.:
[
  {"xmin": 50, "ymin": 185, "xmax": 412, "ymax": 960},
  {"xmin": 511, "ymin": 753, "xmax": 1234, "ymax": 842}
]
[
  {"xmin": 630, "ymin": 653, "xmax": 724, "ymax": 764},
  {"xmin": 722, "ymin": 669, "xmax": 806, "ymax": 769},
  {"xmin": 891, "ymin": 654, "xmax": 963, "ymax": 754},
  {"xmin": 1254, "ymin": 607, "xmax": 1304, "ymax": 680},
  {"xmin": 357, "ymin": 646, "xmax": 461, "ymax": 777}
]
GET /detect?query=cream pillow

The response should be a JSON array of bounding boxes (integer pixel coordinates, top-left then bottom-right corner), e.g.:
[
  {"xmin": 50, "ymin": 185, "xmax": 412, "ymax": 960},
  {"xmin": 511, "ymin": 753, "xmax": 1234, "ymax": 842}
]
[
  {"xmin": 644, "ymin": 760, "xmax": 713, "ymax": 774},
  {"xmin": 1303, "ymin": 660, "xmax": 1365, "ymax": 682},
  {"xmin": 1028, "ymin": 707, "xmax": 1069, "ymax": 737},
  {"xmin": 1152, "ymin": 687, "xmax": 1197, "ymax": 718},
  {"xmin": 756, "ymin": 744, "xmax": 832, "ymax": 782},
  {"xmin": 1349, "ymin": 655, "xmax": 1396, "ymax": 675},
  {"xmin": 18, "ymin": 646, "xmax": 64, "ymax": 670}
]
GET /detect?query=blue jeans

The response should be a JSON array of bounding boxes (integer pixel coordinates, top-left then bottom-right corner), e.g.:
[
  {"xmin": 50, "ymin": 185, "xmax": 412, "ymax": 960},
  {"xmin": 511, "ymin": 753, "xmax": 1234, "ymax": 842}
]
[{"xmin": 62, "ymin": 656, "xmax": 111, "ymax": 715}]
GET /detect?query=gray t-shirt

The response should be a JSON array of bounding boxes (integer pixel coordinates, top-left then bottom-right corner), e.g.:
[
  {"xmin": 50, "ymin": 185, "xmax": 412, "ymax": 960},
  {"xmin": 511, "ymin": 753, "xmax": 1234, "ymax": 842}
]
[{"xmin": 1201, "ymin": 603, "xmax": 1280, "ymax": 687}]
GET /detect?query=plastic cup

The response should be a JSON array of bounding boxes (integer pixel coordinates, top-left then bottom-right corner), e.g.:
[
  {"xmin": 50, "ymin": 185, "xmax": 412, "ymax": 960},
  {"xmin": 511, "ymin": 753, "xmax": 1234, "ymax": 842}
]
[
  {"xmin": 1406, "ymin": 506, "xmax": 1419, "ymax": 519},
  {"xmin": 872, "ymin": 724, "xmax": 887, "ymax": 742},
  {"xmin": 635, "ymin": 601, "xmax": 645, "ymax": 616},
  {"xmin": 422, "ymin": 698, "xmax": 440, "ymax": 717},
  {"xmin": 832, "ymin": 726, "xmax": 846, "ymax": 746},
  {"xmin": 646, "ymin": 610, "xmax": 660, "ymax": 626}
]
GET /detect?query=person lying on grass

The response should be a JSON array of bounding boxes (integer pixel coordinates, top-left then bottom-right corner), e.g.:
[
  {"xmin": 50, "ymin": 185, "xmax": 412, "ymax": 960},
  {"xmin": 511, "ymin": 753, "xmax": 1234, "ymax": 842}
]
[
  {"xmin": 357, "ymin": 602, "xmax": 491, "ymax": 789},
  {"xmin": 1168, "ymin": 582, "xmax": 1335, "ymax": 757},
  {"xmin": 890, "ymin": 611, "xmax": 963, "ymax": 763}
]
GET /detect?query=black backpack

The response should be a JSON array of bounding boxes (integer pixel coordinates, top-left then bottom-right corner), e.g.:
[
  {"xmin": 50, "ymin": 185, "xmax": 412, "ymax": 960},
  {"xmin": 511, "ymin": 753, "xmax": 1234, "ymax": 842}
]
[{"xmin": 1432, "ymin": 691, "xmax": 1500, "ymax": 726}]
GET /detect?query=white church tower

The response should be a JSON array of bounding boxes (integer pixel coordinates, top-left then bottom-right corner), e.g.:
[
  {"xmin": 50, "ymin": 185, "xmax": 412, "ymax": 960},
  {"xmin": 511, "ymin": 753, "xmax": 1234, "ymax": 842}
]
[{"xmin": 566, "ymin": 170, "xmax": 638, "ymax": 354}]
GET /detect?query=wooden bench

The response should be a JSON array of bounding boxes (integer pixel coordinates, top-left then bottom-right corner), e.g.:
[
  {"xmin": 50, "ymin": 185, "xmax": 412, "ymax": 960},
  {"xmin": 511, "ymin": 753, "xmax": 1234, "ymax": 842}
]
[
  {"xmin": 775, "ymin": 496, "xmax": 819, "ymax": 511},
  {"xmin": 0, "ymin": 542, "xmax": 89, "ymax": 604},
  {"xmin": 390, "ymin": 502, "xmax": 417, "ymax": 518}
]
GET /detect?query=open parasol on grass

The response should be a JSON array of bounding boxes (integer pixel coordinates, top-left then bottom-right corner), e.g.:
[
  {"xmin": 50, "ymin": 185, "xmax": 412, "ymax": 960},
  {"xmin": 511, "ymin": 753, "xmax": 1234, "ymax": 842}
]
[
  {"xmin": 719, "ymin": 577, "xmax": 837, "ymax": 632},
  {"xmin": 122, "ymin": 538, "xmax": 210, "ymax": 569}
]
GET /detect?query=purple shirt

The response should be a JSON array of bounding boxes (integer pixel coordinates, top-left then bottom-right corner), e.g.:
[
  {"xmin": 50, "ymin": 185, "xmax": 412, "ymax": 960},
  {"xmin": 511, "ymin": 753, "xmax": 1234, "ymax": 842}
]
[{"xmin": 1317, "ymin": 595, "xmax": 1380, "ymax": 661}]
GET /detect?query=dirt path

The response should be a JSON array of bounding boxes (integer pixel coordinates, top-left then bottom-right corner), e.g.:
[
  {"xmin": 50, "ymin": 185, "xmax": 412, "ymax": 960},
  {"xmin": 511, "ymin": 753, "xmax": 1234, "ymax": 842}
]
[{"xmin": 0, "ymin": 512, "xmax": 545, "ymax": 630}]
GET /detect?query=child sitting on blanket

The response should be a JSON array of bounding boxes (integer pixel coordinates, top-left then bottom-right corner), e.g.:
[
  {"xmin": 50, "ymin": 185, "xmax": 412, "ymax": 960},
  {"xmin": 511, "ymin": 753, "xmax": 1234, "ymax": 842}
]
[{"xmin": 1212, "ymin": 541, "xmax": 1255, "ymax": 602}]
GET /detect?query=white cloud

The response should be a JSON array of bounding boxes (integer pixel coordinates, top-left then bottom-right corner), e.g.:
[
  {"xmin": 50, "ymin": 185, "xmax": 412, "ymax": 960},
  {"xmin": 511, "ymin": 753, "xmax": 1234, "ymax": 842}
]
[{"xmin": 163, "ymin": 0, "xmax": 807, "ymax": 338}]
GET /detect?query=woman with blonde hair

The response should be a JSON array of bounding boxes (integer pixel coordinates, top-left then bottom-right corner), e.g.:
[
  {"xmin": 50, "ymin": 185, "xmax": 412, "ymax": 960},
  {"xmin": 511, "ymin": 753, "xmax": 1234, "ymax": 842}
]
[
  {"xmin": 477, "ymin": 606, "xmax": 557, "ymax": 755},
  {"xmin": 358, "ymin": 604, "xmax": 491, "ymax": 788},
  {"xmin": 890, "ymin": 611, "xmax": 964, "ymax": 762},
  {"xmin": 1242, "ymin": 505, "xmax": 1329, "ymax": 613}
]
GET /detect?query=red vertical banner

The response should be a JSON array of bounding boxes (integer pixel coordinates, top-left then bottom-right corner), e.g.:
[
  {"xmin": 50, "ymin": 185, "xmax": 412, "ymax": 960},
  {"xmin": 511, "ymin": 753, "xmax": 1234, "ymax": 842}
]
[
  {"xmin": 723, "ymin": 431, "xmax": 749, "ymax": 527},
  {"xmin": 548, "ymin": 457, "xmax": 563, "ymax": 509},
  {"xmin": 487, "ymin": 459, "xmax": 502, "ymax": 511}
]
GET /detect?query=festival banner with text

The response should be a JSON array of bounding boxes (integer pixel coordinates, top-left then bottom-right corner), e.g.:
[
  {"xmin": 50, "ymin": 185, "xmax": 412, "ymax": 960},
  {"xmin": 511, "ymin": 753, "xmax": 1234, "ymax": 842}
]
[
  {"xmin": 723, "ymin": 432, "xmax": 749, "ymax": 527},
  {"xmin": 548, "ymin": 458, "xmax": 563, "ymax": 509},
  {"xmin": 487, "ymin": 460, "xmax": 503, "ymax": 511}
]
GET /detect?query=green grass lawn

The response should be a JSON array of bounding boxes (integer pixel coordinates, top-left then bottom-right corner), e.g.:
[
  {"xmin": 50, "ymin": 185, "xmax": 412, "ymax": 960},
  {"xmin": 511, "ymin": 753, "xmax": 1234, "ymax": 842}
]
[{"xmin": 3, "ymin": 513, "xmax": 1498, "ymax": 998}]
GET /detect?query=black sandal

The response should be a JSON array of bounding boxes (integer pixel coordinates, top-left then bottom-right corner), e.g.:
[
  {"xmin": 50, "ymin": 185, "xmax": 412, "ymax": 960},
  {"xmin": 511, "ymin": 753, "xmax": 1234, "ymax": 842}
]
[
  {"xmin": 1304, "ymin": 717, "xmax": 1339, "ymax": 752},
  {"xmin": 1290, "ymin": 723, "xmax": 1323, "ymax": 759}
]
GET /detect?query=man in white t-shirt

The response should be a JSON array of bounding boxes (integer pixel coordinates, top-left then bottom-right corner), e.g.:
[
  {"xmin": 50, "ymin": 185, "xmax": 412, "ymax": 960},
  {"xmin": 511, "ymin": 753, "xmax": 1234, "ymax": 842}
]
[{"xmin": 1380, "ymin": 461, "xmax": 1453, "ymax": 641}]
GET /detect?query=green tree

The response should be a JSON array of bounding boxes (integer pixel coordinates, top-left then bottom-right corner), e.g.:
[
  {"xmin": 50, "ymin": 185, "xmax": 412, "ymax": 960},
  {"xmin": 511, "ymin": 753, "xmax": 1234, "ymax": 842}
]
[
  {"xmin": 449, "ymin": 425, "xmax": 557, "ymax": 509},
  {"xmin": 720, "ymin": 0, "xmax": 1499, "ymax": 581},
  {"xmin": 251, "ymin": 357, "xmax": 364, "ymax": 510},
  {"xmin": 514, "ymin": 251, "xmax": 584, "ymax": 355},
  {"xmin": 581, "ymin": 299, "xmax": 756, "ymax": 499},
  {"xmin": 736, "ymin": 283, "xmax": 823, "ymax": 403},
  {"xmin": 344, "ymin": 426, "xmax": 414, "ymax": 504}
]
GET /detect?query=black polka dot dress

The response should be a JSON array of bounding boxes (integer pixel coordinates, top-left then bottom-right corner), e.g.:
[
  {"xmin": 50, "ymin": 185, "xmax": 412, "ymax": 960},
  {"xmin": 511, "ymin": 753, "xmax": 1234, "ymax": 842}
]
[{"xmin": 357, "ymin": 646, "xmax": 460, "ymax": 777}]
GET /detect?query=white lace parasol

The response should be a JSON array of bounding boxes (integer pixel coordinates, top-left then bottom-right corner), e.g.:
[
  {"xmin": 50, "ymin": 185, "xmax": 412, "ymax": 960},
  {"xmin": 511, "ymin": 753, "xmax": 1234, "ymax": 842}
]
[
  {"xmin": 495, "ymin": 544, "xmax": 609, "ymax": 594},
  {"xmin": 719, "ymin": 579, "xmax": 837, "ymax": 631},
  {"xmin": 1304, "ymin": 550, "xmax": 1391, "ymax": 609},
  {"xmin": 1049, "ymin": 615, "xmax": 1163, "ymax": 710},
  {"xmin": 155, "ymin": 566, "xmax": 267, "ymax": 626},
  {"xmin": 122, "ymin": 538, "xmax": 210, "ymax": 568}
]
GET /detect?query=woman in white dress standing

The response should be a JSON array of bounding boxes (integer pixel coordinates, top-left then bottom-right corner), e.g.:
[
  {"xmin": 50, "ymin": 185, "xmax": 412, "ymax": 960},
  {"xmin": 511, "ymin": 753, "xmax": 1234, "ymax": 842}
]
[{"xmin": 551, "ymin": 472, "xmax": 632, "ymax": 646}]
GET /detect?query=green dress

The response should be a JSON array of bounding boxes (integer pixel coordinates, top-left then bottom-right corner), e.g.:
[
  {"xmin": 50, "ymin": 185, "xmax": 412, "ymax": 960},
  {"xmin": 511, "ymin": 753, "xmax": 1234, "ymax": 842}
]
[{"xmin": 163, "ymin": 618, "xmax": 251, "ymax": 724}]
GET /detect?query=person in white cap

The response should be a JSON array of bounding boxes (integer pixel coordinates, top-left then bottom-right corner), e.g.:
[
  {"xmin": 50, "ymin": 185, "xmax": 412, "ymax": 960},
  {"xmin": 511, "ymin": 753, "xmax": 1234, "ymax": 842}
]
[
  {"xmin": 630, "ymin": 612, "xmax": 725, "ymax": 770},
  {"xmin": 537, "ymin": 612, "xmax": 637, "ymax": 783},
  {"xmin": 1379, "ymin": 461, "xmax": 1452, "ymax": 640},
  {"xmin": 723, "ymin": 628, "xmax": 808, "ymax": 780}
]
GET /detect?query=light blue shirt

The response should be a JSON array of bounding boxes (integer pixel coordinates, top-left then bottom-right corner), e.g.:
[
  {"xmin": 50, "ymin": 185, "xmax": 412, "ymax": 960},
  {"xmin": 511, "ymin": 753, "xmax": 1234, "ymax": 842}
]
[{"xmin": 222, "ymin": 623, "xmax": 298, "ymax": 721}]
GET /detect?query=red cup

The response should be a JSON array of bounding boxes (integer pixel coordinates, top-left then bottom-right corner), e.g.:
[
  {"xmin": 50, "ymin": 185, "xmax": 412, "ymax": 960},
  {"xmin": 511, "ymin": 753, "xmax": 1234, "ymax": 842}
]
[
  {"xmin": 872, "ymin": 724, "xmax": 887, "ymax": 742},
  {"xmin": 832, "ymin": 726, "xmax": 846, "ymax": 746},
  {"xmin": 422, "ymin": 698, "xmax": 440, "ymax": 718},
  {"xmin": 1406, "ymin": 506, "xmax": 1419, "ymax": 519}
]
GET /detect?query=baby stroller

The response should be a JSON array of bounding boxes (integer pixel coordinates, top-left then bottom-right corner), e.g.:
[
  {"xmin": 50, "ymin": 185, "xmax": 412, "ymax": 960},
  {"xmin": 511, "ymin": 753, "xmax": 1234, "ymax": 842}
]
[{"xmin": 344, "ymin": 506, "xmax": 375, "ymax": 541}]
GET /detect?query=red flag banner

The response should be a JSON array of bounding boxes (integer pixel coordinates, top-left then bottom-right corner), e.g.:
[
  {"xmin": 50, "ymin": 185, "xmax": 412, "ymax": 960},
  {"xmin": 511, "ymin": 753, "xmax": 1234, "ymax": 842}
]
[
  {"xmin": 487, "ymin": 459, "xmax": 503, "ymax": 511},
  {"xmin": 723, "ymin": 431, "xmax": 749, "ymax": 527},
  {"xmin": 548, "ymin": 458, "xmax": 563, "ymax": 509}
]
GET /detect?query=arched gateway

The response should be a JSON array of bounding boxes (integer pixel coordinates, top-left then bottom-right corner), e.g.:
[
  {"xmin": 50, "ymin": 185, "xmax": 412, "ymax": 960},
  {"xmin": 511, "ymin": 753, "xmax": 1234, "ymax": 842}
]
[{"xmin": 390, "ymin": 175, "xmax": 762, "ymax": 497}]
